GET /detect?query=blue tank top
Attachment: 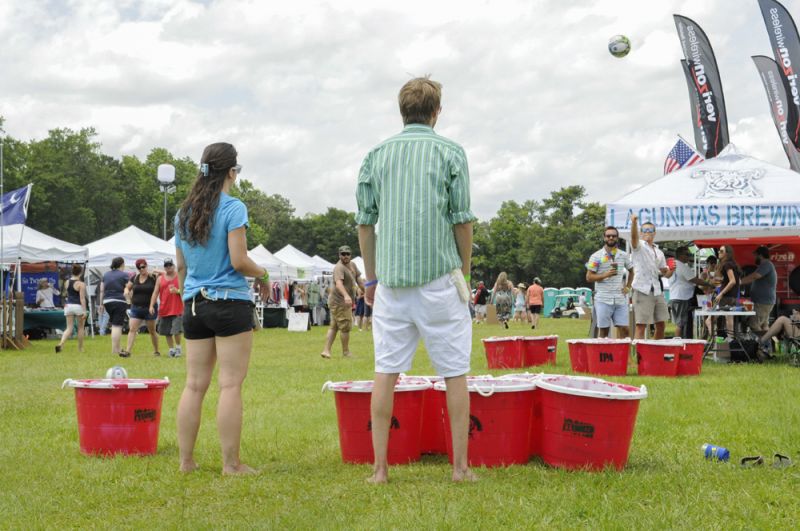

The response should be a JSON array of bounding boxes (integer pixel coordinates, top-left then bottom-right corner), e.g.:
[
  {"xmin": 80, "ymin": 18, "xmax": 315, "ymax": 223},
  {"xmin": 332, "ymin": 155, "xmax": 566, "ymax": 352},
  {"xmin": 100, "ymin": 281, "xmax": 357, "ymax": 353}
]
[{"xmin": 67, "ymin": 279, "xmax": 81, "ymax": 305}]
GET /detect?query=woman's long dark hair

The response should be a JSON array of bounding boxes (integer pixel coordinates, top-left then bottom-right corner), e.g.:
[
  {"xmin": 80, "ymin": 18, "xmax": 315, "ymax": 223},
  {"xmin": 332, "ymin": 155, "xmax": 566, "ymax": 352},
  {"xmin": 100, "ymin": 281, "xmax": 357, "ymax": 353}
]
[{"xmin": 178, "ymin": 143, "xmax": 238, "ymax": 245}]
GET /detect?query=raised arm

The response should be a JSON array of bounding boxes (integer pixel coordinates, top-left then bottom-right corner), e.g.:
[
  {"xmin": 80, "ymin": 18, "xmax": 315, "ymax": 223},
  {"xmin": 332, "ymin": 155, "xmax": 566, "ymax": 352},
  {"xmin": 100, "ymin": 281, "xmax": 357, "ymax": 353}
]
[{"xmin": 630, "ymin": 214, "xmax": 639, "ymax": 249}]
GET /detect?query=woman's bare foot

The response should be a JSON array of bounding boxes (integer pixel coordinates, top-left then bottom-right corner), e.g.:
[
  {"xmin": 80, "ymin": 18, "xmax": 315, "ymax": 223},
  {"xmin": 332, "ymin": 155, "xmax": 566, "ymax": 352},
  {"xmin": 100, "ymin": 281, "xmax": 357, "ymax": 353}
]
[
  {"xmin": 366, "ymin": 470, "xmax": 388, "ymax": 484},
  {"xmin": 320, "ymin": 351, "xmax": 331, "ymax": 359},
  {"xmin": 452, "ymin": 468, "xmax": 478, "ymax": 482},
  {"xmin": 222, "ymin": 463, "xmax": 259, "ymax": 476},
  {"xmin": 179, "ymin": 460, "xmax": 198, "ymax": 473}
]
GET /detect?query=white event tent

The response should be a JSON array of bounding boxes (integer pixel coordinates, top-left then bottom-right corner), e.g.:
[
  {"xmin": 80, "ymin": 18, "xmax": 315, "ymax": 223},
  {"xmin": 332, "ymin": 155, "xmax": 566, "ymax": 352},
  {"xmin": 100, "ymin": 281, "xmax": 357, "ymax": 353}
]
[
  {"xmin": 607, "ymin": 145, "xmax": 800, "ymax": 243},
  {"xmin": 274, "ymin": 244, "xmax": 317, "ymax": 279},
  {"xmin": 0, "ymin": 224, "xmax": 88, "ymax": 264},
  {"xmin": 86, "ymin": 225, "xmax": 175, "ymax": 268},
  {"xmin": 350, "ymin": 256, "xmax": 365, "ymax": 277},
  {"xmin": 311, "ymin": 255, "xmax": 335, "ymax": 275},
  {"xmin": 248, "ymin": 244, "xmax": 298, "ymax": 280}
]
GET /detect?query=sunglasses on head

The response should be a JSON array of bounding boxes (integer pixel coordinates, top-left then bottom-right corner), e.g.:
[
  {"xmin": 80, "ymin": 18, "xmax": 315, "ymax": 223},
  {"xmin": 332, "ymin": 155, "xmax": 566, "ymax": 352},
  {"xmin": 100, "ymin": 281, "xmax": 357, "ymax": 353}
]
[{"xmin": 641, "ymin": 228, "xmax": 655, "ymax": 234}]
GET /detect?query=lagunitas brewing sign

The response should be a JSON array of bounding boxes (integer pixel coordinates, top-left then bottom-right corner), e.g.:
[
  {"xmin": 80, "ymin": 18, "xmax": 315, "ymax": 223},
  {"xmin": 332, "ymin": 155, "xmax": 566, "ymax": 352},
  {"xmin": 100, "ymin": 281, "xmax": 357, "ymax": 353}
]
[
  {"xmin": 674, "ymin": 15, "xmax": 730, "ymax": 158},
  {"xmin": 759, "ymin": 0, "xmax": 800, "ymax": 149}
]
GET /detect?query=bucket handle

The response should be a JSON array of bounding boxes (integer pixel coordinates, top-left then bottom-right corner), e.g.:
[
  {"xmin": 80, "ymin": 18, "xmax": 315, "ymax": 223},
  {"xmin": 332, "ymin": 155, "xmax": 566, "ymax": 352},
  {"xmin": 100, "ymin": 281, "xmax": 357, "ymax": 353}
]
[
  {"xmin": 474, "ymin": 384, "xmax": 496, "ymax": 397},
  {"xmin": 321, "ymin": 380, "xmax": 333, "ymax": 393},
  {"xmin": 61, "ymin": 378, "xmax": 73, "ymax": 389}
]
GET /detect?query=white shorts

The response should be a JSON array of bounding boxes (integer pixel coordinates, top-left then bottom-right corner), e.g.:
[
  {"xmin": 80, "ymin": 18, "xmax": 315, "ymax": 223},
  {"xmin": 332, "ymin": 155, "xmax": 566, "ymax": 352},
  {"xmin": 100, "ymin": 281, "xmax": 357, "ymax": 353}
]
[
  {"xmin": 474, "ymin": 304, "xmax": 487, "ymax": 316},
  {"xmin": 372, "ymin": 274, "xmax": 471, "ymax": 378},
  {"xmin": 64, "ymin": 304, "xmax": 86, "ymax": 317}
]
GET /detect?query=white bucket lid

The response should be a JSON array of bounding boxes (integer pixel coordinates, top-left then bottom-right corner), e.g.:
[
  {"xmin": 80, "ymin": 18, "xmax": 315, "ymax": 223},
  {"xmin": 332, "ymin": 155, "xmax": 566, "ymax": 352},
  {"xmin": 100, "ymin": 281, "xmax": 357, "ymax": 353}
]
[
  {"xmin": 633, "ymin": 339, "xmax": 684, "ymax": 347},
  {"xmin": 321, "ymin": 379, "xmax": 431, "ymax": 393},
  {"xmin": 519, "ymin": 335, "xmax": 559, "ymax": 341},
  {"xmin": 481, "ymin": 336, "xmax": 520, "ymax": 343},
  {"xmin": 680, "ymin": 339, "xmax": 708, "ymax": 345},
  {"xmin": 62, "ymin": 378, "xmax": 169, "ymax": 390},
  {"xmin": 535, "ymin": 375, "xmax": 647, "ymax": 400},
  {"xmin": 399, "ymin": 374, "xmax": 443, "ymax": 384},
  {"xmin": 433, "ymin": 377, "xmax": 535, "ymax": 396}
]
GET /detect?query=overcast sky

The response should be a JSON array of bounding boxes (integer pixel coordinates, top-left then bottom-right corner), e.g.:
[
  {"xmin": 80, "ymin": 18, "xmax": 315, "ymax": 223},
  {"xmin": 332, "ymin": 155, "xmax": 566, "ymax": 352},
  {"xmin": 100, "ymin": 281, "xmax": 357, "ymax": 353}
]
[{"xmin": 0, "ymin": 0, "xmax": 795, "ymax": 221}]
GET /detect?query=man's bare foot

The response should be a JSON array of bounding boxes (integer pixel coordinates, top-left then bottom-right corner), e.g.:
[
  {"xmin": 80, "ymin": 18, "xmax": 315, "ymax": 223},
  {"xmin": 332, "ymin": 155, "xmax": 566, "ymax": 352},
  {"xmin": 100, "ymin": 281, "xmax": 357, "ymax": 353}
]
[
  {"xmin": 320, "ymin": 351, "xmax": 331, "ymax": 359},
  {"xmin": 343, "ymin": 351, "xmax": 353, "ymax": 358},
  {"xmin": 222, "ymin": 463, "xmax": 259, "ymax": 476},
  {"xmin": 366, "ymin": 470, "xmax": 388, "ymax": 484},
  {"xmin": 179, "ymin": 460, "xmax": 199, "ymax": 473},
  {"xmin": 452, "ymin": 468, "xmax": 478, "ymax": 482}
]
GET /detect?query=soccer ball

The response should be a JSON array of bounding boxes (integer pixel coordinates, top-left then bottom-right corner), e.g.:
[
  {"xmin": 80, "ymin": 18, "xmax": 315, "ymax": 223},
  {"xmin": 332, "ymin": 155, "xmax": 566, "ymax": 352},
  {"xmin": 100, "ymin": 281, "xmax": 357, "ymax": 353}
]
[
  {"xmin": 608, "ymin": 35, "xmax": 631, "ymax": 58},
  {"xmin": 106, "ymin": 366, "xmax": 128, "ymax": 379}
]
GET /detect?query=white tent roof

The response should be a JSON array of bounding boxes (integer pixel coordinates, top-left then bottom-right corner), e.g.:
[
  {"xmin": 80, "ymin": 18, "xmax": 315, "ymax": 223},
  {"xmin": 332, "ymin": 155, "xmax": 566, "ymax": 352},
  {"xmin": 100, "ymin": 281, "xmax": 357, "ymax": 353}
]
[
  {"xmin": 274, "ymin": 244, "xmax": 316, "ymax": 279},
  {"xmin": 1, "ymin": 224, "xmax": 88, "ymax": 263},
  {"xmin": 311, "ymin": 254, "xmax": 335, "ymax": 274},
  {"xmin": 350, "ymin": 256, "xmax": 365, "ymax": 277},
  {"xmin": 248, "ymin": 244, "xmax": 298, "ymax": 280},
  {"xmin": 86, "ymin": 225, "xmax": 175, "ymax": 268},
  {"xmin": 607, "ymin": 145, "xmax": 800, "ymax": 242}
]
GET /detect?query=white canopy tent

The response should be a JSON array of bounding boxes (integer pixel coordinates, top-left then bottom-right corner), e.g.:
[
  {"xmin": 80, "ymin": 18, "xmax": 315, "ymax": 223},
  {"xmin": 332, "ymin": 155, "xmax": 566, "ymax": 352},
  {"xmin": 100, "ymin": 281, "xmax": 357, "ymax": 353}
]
[
  {"xmin": 86, "ymin": 225, "xmax": 175, "ymax": 268},
  {"xmin": 248, "ymin": 244, "xmax": 298, "ymax": 280},
  {"xmin": 607, "ymin": 145, "xmax": 800, "ymax": 243},
  {"xmin": 350, "ymin": 256, "xmax": 365, "ymax": 277},
  {"xmin": 274, "ymin": 244, "xmax": 316, "ymax": 279},
  {"xmin": 311, "ymin": 255, "xmax": 335, "ymax": 275},
  {"xmin": 0, "ymin": 224, "xmax": 88, "ymax": 264}
]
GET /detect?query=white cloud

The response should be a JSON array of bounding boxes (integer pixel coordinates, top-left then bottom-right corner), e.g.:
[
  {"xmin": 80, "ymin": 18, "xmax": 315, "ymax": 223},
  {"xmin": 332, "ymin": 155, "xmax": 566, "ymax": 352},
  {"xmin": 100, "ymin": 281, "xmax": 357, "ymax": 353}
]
[{"xmin": 0, "ymin": 0, "xmax": 796, "ymax": 224}]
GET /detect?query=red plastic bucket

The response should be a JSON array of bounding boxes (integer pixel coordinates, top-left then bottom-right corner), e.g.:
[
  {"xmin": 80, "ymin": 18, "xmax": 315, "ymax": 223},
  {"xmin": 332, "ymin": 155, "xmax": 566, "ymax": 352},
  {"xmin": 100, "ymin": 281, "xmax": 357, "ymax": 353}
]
[
  {"xmin": 400, "ymin": 375, "xmax": 447, "ymax": 455},
  {"xmin": 323, "ymin": 379, "xmax": 429, "ymax": 464},
  {"xmin": 585, "ymin": 339, "xmax": 631, "ymax": 376},
  {"xmin": 520, "ymin": 335, "xmax": 558, "ymax": 367},
  {"xmin": 437, "ymin": 377, "xmax": 535, "ymax": 467},
  {"xmin": 63, "ymin": 378, "xmax": 170, "ymax": 456},
  {"xmin": 482, "ymin": 337, "xmax": 523, "ymax": 369},
  {"xmin": 536, "ymin": 375, "xmax": 647, "ymax": 471},
  {"xmin": 567, "ymin": 340, "xmax": 589, "ymax": 373},
  {"xmin": 634, "ymin": 340, "xmax": 681, "ymax": 377},
  {"xmin": 678, "ymin": 340, "xmax": 707, "ymax": 376},
  {"xmin": 499, "ymin": 372, "xmax": 548, "ymax": 458}
]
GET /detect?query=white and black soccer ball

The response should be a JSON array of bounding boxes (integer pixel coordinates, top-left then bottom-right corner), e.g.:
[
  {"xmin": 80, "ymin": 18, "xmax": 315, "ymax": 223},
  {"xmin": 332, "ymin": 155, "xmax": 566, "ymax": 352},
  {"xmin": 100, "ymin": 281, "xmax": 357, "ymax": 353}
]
[
  {"xmin": 608, "ymin": 35, "xmax": 631, "ymax": 58},
  {"xmin": 105, "ymin": 366, "xmax": 128, "ymax": 379}
]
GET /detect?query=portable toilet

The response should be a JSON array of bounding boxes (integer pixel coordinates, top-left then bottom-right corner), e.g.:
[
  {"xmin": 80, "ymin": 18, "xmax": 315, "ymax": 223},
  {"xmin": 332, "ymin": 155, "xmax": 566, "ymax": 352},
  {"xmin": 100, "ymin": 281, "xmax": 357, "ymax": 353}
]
[
  {"xmin": 543, "ymin": 288, "xmax": 558, "ymax": 316},
  {"xmin": 576, "ymin": 287, "xmax": 593, "ymax": 307}
]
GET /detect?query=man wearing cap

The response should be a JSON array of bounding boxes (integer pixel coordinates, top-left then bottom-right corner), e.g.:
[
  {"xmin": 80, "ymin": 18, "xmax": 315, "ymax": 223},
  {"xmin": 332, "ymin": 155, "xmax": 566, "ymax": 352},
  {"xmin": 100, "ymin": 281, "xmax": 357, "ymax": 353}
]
[
  {"xmin": 357, "ymin": 76, "xmax": 476, "ymax": 483},
  {"xmin": 149, "ymin": 258, "xmax": 184, "ymax": 357},
  {"xmin": 320, "ymin": 245, "xmax": 363, "ymax": 359},
  {"xmin": 740, "ymin": 246, "xmax": 777, "ymax": 335}
]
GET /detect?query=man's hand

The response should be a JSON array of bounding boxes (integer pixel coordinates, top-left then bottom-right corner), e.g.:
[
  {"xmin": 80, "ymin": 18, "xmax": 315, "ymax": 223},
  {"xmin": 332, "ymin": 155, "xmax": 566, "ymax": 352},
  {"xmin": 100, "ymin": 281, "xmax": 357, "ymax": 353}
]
[{"xmin": 344, "ymin": 295, "xmax": 352, "ymax": 307}]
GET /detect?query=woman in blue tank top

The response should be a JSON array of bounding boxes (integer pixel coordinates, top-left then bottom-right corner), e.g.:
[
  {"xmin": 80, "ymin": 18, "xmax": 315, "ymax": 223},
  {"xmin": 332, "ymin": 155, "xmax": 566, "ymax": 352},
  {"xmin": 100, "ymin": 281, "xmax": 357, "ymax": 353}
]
[{"xmin": 174, "ymin": 142, "xmax": 270, "ymax": 475}]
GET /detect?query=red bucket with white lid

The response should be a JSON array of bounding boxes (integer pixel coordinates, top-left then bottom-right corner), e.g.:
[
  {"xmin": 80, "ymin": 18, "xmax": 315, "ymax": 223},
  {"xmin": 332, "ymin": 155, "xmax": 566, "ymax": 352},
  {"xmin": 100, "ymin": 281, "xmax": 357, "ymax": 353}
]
[
  {"xmin": 435, "ymin": 377, "xmax": 536, "ymax": 467},
  {"xmin": 536, "ymin": 374, "xmax": 646, "ymax": 470},
  {"xmin": 323, "ymin": 378, "xmax": 430, "ymax": 464},
  {"xmin": 584, "ymin": 338, "xmax": 631, "ymax": 376},
  {"xmin": 399, "ymin": 375, "xmax": 446, "ymax": 454},
  {"xmin": 634, "ymin": 339, "xmax": 682, "ymax": 377},
  {"xmin": 520, "ymin": 335, "xmax": 558, "ymax": 367},
  {"xmin": 678, "ymin": 339, "xmax": 707, "ymax": 376},
  {"xmin": 567, "ymin": 339, "xmax": 589, "ymax": 373},
  {"xmin": 482, "ymin": 336, "xmax": 523, "ymax": 369},
  {"xmin": 62, "ymin": 378, "xmax": 170, "ymax": 456}
]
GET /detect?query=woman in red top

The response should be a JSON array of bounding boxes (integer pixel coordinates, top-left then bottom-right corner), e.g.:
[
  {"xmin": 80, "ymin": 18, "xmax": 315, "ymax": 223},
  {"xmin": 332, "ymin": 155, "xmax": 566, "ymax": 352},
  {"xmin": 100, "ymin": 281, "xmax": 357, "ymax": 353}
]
[{"xmin": 150, "ymin": 258, "xmax": 185, "ymax": 357}]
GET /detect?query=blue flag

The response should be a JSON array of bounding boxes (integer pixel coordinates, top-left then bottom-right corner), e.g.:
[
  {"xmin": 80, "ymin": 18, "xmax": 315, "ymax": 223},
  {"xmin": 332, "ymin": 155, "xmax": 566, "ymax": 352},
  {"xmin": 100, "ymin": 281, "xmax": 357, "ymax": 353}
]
[{"xmin": 0, "ymin": 185, "xmax": 31, "ymax": 226}]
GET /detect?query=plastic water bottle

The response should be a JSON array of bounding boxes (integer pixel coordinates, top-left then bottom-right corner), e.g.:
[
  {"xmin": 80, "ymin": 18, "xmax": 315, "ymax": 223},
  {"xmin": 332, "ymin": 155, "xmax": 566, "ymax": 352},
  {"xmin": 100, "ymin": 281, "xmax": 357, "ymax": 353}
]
[{"xmin": 702, "ymin": 443, "xmax": 730, "ymax": 462}]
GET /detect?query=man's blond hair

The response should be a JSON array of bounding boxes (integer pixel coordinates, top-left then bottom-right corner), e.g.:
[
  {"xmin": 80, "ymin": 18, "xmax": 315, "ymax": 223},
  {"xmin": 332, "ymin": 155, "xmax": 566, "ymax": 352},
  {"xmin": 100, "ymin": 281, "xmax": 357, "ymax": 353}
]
[{"xmin": 398, "ymin": 76, "xmax": 442, "ymax": 125}]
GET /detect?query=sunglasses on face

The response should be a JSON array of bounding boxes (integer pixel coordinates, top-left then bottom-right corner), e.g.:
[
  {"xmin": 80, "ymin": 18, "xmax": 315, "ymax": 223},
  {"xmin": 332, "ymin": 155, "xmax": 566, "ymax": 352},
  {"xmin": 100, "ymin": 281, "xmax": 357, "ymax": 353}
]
[
  {"xmin": 340, "ymin": 252, "xmax": 351, "ymax": 256},
  {"xmin": 232, "ymin": 164, "xmax": 242, "ymax": 174},
  {"xmin": 137, "ymin": 265, "xmax": 147, "ymax": 270},
  {"xmin": 641, "ymin": 228, "xmax": 655, "ymax": 234},
  {"xmin": 604, "ymin": 234, "xmax": 618, "ymax": 238}
]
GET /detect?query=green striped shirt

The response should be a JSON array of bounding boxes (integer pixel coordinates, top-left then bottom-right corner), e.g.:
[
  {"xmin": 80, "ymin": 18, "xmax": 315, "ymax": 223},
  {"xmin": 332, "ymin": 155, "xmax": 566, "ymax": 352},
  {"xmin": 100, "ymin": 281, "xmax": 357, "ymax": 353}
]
[{"xmin": 355, "ymin": 124, "xmax": 476, "ymax": 288}]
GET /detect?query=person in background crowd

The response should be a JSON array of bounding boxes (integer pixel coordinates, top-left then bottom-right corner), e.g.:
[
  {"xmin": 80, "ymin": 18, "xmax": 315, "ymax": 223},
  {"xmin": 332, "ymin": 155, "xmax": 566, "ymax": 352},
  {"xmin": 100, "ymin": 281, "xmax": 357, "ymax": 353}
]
[
  {"xmin": 740, "ymin": 245, "xmax": 777, "ymax": 335},
  {"xmin": 357, "ymin": 76, "xmax": 476, "ymax": 483},
  {"xmin": 175, "ymin": 141, "xmax": 267, "ymax": 475},
  {"xmin": 35, "ymin": 278, "xmax": 57, "ymax": 308},
  {"xmin": 355, "ymin": 290, "xmax": 373, "ymax": 331},
  {"xmin": 492, "ymin": 272, "xmax": 514, "ymax": 329},
  {"xmin": 513, "ymin": 283, "xmax": 527, "ymax": 323},
  {"xmin": 713, "ymin": 245, "xmax": 741, "ymax": 340},
  {"xmin": 757, "ymin": 308, "xmax": 800, "ymax": 359},
  {"xmin": 98, "ymin": 257, "xmax": 130, "ymax": 356},
  {"xmin": 150, "ymin": 258, "xmax": 184, "ymax": 358},
  {"xmin": 629, "ymin": 215, "xmax": 672, "ymax": 339},
  {"xmin": 668, "ymin": 246, "xmax": 709, "ymax": 339},
  {"xmin": 292, "ymin": 281, "xmax": 307, "ymax": 314},
  {"xmin": 120, "ymin": 258, "xmax": 160, "ymax": 357},
  {"xmin": 55, "ymin": 264, "xmax": 87, "ymax": 353},
  {"xmin": 321, "ymin": 245, "xmax": 363, "ymax": 358},
  {"xmin": 526, "ymin": 277, "xmax": 544, "ymax": 330},
  {"xmin": 473, "ymin": 281, "xmax": 489, "ymax": 324},
  {"xmin": 307, "ymin": 280, "xmax": 321, "ymax": 326}
]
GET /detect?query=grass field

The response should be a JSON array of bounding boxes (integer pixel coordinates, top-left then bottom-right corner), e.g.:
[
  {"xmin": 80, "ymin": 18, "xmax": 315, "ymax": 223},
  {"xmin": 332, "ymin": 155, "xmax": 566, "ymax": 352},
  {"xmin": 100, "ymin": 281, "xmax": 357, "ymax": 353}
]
[{"xmin": 2, "ymin": 318, "xmax": 799, "ymax": 529}]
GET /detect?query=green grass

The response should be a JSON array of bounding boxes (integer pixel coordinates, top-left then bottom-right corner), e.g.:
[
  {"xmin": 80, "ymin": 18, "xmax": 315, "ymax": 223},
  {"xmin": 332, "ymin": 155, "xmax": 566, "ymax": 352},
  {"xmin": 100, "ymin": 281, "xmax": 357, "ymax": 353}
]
[{"xmin": 1, "ymin": 318, "xmax": 799, "ymax": 529}]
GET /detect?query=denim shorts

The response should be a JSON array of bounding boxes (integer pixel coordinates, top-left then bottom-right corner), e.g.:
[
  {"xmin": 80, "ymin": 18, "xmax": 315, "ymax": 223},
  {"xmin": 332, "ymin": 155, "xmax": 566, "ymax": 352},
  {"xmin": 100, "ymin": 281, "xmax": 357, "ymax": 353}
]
[
  {"xmin": 129, "ymin": 305, "xmax": 157, "ymax": 321},
  {"xmin": 183, "ymin": 298, "xmax": 255, "ymax": 340}
]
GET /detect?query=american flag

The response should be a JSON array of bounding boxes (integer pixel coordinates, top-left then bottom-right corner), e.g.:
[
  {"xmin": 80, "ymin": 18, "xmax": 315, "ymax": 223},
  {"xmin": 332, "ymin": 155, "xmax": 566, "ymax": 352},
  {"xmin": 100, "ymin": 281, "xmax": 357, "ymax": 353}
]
[{"xmin": 663, "ymin": 137, "xmax": 704, "ymax": 175}]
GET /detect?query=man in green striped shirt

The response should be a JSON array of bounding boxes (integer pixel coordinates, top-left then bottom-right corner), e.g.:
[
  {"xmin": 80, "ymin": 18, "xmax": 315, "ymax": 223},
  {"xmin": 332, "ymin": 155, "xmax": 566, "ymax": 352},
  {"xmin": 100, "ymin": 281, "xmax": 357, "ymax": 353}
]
[{"xmin": 357, "ymin": 77, "xmax": 477, "ymax": 484}]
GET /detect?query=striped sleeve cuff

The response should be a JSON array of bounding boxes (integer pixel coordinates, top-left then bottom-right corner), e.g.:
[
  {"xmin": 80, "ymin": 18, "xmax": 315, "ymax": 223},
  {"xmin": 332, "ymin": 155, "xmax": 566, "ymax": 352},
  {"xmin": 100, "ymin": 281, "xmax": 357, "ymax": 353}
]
[
  {"xmin": 449, "ymin": 210, "xmax": 477, "ymax": 225},
  {"xmin": 355, "ymin": 211, "xmax": 378, "ymax": 225}
]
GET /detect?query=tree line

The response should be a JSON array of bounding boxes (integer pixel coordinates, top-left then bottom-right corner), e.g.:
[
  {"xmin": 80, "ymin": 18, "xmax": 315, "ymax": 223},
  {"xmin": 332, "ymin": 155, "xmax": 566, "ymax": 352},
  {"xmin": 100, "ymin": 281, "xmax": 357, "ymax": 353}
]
[{"xmin": 1, "ymin": 121, "xmax": 605, "ymax": 287}]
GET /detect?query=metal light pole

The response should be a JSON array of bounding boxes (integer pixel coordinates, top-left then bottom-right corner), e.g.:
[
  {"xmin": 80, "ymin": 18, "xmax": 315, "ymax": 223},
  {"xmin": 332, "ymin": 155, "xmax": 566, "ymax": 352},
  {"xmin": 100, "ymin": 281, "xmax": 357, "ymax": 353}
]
[{"xmin": 157, "ymin": 164, "xmax": 176, "ymax": 240}]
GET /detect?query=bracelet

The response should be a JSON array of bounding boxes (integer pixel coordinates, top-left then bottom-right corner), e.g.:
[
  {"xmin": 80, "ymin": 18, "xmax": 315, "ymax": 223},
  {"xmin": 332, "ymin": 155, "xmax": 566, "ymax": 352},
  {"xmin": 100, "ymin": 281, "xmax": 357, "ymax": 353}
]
[
  {"xmin": 464, "ymin": 274, "xmax": 471, "ymax": 283},
  {"xmin": 364, "ymin": 279, "xmax": 378, "ymax": 287}
]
